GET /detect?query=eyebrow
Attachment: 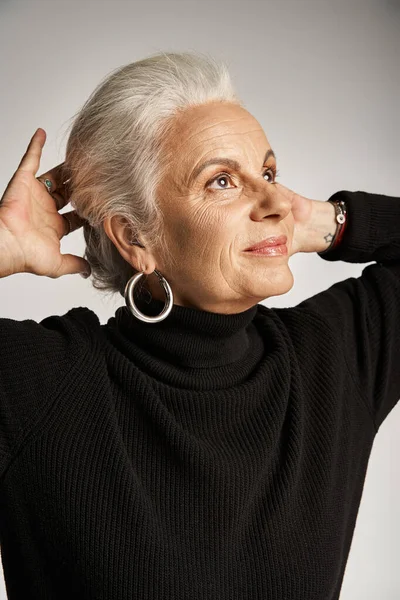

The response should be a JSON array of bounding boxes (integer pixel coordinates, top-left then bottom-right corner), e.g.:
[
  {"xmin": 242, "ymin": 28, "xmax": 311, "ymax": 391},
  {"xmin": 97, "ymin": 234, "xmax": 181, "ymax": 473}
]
[{"xmin": 188, "ymin": 148, "xmax": 277, "ymax": 186}]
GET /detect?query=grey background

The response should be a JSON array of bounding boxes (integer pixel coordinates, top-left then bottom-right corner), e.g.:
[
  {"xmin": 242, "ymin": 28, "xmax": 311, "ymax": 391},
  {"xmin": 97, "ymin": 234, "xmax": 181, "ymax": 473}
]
[{"xmin": 0, "ymin": 0, "xmax": 399, "ymax": 597}]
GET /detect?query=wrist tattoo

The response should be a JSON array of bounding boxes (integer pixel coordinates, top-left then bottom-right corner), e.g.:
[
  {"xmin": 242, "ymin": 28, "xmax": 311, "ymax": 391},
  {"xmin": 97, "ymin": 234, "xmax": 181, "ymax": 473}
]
[{"xmin": 323, "ymin": 232, "xmax": 335, "ymax": 245}]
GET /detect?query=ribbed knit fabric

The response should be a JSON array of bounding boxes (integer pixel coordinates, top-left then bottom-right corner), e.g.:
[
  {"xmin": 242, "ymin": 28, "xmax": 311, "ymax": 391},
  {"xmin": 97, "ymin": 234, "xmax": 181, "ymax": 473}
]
[{"xmin": 0, "ymin": 189, "xmax": 399, "ymax": 599}]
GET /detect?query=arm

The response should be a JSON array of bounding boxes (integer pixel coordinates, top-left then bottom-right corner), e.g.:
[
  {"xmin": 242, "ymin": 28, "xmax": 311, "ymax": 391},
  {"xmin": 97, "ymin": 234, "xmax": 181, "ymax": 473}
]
[
  {"xmin": 0, "ymin": 129, "xmax": 92, "ymax": 476},
  {"xmin": 315, "ymin": 190, "xmax": 400, "ymax": 263},
  {"xmin": 296, "ymin": 197, "xmax": 338, "ymax": 254},
  {"xmin": 296, "ymin": 190, "xmax": 400, "ymax": 433},
  {"xmin": 0, "ymin": 311, "xmax": 93, "ymax": 478}
]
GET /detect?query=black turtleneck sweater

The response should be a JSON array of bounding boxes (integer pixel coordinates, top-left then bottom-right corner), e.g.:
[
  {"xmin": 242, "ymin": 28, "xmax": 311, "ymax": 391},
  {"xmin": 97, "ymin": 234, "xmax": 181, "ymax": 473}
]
[{"xmin": 0, "ymin": 189, "xmax": 399, "ymax": 600}]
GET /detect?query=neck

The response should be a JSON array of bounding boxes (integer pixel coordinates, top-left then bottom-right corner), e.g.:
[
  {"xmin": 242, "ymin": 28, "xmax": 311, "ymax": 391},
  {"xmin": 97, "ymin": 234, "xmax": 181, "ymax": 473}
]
[{"xmin": 106, "ymin": 293, "xmax": 266, "ymax": 390}]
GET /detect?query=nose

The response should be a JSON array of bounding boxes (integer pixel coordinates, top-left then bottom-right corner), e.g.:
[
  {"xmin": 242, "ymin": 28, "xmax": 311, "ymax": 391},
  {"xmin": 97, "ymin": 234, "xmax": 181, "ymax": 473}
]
[{"xmin": 249, "ymin": 182, "xmax": 292, "ymax": 223}]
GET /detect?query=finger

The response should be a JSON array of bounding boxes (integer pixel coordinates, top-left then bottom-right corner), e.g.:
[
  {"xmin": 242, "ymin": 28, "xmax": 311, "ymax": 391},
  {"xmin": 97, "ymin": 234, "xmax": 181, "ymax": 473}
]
[
  {"xmin": 37, "ymin": 163, "xmax": 68, "ymax": 196},
  {"xmin": 51, "ymin": 254, "xmax": 91, "ymax": 279},
  {"xmin": 274, "ymin": 182, "xmax": 291, "ymax": 195},
  {"xmin": 48, "ymin": 191, "xmax": 67, "ymax": 212},
  {"xmin": 274, "ymin": 182, "xmax": 296, "ymax": 203},
  {"xmin": 36, "ymin": 172, "xmax": 64, "ymax": 202},
  {"xmin": 37, "ymin": 165, "xmax": 72, "ymax": 209},
  {"xmin": 17, "ymin": 128, "xmax": 46, "ymax": 175},
  {"xmin": 36, "ymin": 179, "xmax": 69, "ymax": 212},
  {"xmin": 61, "ymin": 210, "xmax": 87, "ymax": 237}
]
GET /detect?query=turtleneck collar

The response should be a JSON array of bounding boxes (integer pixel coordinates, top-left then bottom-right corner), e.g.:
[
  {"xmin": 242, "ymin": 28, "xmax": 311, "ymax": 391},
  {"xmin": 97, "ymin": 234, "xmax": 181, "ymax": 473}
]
[{"xmin": 104, "ymin": 294, "xmax": 267, "ymax": 389}]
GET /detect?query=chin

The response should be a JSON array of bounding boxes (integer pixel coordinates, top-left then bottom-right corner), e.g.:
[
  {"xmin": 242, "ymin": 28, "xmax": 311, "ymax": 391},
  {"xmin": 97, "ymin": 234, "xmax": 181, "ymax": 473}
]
[{"xmin": 255, "ymin": 265, "xmax": 294, "ymax": 299}]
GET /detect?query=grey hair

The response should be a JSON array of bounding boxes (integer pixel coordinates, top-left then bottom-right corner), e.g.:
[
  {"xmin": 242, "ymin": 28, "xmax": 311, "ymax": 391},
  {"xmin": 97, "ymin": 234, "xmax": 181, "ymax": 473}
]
[{"xmin": 62, "ymin": 51, "xmax": 242, "ymax": 298}]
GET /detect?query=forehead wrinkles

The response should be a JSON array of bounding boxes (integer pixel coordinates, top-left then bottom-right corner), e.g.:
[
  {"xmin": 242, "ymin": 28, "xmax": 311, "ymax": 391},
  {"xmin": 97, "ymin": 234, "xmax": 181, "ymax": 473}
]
[
  {"xmin": 181, "ymin": 116, "xmax": 262, "ymax": 146},
  {"xmin": 181, "ymin": 129, "xmax": 269, "ymax": 180}
]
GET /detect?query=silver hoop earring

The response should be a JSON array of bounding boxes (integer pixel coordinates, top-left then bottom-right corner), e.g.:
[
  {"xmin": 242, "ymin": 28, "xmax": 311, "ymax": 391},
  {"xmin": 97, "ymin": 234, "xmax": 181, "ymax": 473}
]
[{"xmin": 124, "ymin": 269, "xmax": 173, "ymax": 323}]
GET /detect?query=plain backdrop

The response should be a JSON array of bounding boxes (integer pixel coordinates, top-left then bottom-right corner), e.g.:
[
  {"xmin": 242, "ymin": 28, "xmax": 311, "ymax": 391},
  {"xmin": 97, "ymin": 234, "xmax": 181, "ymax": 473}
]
[{"xmin": 0, "ymin": 0, "xmax": 399, "ymax": 597}]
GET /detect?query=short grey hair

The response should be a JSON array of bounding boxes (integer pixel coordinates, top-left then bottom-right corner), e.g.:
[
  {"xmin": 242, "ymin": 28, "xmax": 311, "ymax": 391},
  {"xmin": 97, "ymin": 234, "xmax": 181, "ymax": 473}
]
[{"xmin": 62, "ymin": 51, "xmax": 242, "ymax": 298}]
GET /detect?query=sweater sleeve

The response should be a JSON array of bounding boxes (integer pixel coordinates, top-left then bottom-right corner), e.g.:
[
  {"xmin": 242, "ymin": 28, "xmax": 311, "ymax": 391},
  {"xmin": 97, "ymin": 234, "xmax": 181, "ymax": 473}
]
[
  {"xmin": 0, "ymin": 307, "xmax": 97, "ymax": 476},
  {"xmin": 295, "ymin": 190, "xmax": 400, "ymax": 433}
]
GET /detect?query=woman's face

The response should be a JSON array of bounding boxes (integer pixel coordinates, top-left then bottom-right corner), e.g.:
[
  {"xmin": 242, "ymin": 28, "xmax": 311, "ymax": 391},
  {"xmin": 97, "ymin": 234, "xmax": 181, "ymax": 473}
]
[{"xmin": 139, "ymin": 101, "xmax": 295, "ymax": 313}]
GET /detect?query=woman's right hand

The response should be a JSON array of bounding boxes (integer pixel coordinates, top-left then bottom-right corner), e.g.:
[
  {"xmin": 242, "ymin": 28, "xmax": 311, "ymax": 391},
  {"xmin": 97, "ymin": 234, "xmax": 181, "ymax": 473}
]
[{"xmin": 0, "ymin": 128, "xmax": 91, "ymax": 279}]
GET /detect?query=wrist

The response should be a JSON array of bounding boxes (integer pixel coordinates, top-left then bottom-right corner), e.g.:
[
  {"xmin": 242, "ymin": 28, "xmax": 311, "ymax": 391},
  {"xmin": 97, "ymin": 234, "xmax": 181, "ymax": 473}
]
[{"xmin": 306, "ymin": 199, "xmax": 338, "ymax": 253}]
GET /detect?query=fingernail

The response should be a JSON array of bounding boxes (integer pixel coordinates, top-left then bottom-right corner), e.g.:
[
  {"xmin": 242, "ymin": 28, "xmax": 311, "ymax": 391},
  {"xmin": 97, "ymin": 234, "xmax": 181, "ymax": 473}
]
[{"xmin": 80, "ymin": 272, "xmax": 90, "ymax": 279}]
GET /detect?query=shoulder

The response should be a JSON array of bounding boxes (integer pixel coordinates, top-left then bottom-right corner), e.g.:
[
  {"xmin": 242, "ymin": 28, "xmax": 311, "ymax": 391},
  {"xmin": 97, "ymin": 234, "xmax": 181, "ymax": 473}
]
[
  {"xmin": 50, "ymin": 306, "xmax": 102, "ymax": 339},
  {"xmin": 0, "ymin": 306, "xmax": 103, "ymax": 390},
  {"xmin": 255, "ymin": 300, "xmax": 330, "ymax": 354},
  {"xmin": 2, "ymin": 306, "xmax": 101, "ymax": 351},
  {"xmin": 0, "ymin": 306, "xmax": 103, "ymax": 467}
]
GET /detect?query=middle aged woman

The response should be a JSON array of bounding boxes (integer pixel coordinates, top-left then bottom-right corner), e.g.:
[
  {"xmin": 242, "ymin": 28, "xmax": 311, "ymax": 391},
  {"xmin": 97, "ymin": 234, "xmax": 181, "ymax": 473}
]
[{"xmin": 0, "ymin": 51, "xmax": 399, "ymax": 600}]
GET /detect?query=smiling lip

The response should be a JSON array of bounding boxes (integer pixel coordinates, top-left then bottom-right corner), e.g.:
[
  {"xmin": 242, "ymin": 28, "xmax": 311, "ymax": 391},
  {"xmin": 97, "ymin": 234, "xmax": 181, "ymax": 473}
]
[{"xmin": 244, "ymin": 235, "xmax": 288, "ymax": 252}]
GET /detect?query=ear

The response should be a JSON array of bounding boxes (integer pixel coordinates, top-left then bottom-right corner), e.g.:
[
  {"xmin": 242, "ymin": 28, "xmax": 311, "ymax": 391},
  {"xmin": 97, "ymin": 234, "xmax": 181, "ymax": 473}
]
[{"xmin": 103, "ymin": 216, "xmax": 156, "ymax": 275}]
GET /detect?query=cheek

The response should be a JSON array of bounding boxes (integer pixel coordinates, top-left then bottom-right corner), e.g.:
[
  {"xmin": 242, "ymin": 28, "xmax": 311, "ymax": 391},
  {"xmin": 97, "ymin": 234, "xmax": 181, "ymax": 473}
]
[
  {"xmin": 165, "ymin": 193, "xmax": 237, "ymax": 256},
  {"xmin": 194, "ymin": 211, "xmax": 234, "ymax": 254},
  {"xmin": 184, "ymin": 203, "xmax": 229, "ymax": 241}
]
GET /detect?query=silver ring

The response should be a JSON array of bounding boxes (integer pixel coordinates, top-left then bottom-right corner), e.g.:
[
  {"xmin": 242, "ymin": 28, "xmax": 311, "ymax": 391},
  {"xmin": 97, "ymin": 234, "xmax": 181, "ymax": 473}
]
[{"xmin": 37, "ymin": 177, "xmax": 53, "ymax": 194}]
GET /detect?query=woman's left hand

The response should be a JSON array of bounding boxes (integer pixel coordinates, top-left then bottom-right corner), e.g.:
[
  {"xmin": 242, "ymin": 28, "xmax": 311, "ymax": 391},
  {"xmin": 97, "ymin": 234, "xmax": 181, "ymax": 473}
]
[
  {"xmin": 275, "ymin": 183, "xmax": 337, "ymax": 255},
  {"xmin": 274, "ymin": 183, "xmax": 314, "ymax": 255}
]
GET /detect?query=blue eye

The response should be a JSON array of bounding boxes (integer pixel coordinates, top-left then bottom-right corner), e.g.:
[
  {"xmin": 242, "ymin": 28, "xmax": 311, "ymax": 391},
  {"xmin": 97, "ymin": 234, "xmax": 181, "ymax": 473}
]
[{"xmin": 207, "ymin": 166, "xmax": 279, "ymax": 190}]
